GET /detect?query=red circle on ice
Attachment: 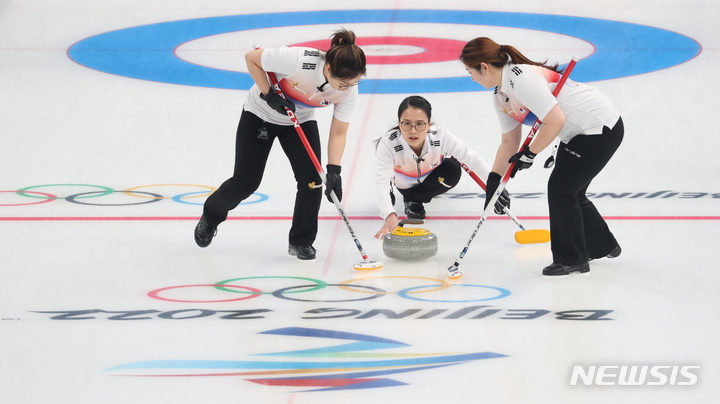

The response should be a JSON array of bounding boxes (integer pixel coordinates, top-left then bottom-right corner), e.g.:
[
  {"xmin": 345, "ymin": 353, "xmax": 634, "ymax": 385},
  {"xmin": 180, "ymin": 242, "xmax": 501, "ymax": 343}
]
[{"xmin": 292, "ymin": 37, "xmax": 466, "ymax": 64}]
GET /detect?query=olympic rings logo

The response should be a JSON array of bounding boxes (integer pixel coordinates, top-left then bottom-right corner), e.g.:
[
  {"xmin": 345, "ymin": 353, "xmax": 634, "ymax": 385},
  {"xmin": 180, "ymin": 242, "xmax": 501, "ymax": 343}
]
[
  {"xmin": 0, "ymin": 183, "xmax": 268, "ymax": 206},
  {"xmin": 147, "ymin": 276, "xmax": 512, "ymax": 303}
]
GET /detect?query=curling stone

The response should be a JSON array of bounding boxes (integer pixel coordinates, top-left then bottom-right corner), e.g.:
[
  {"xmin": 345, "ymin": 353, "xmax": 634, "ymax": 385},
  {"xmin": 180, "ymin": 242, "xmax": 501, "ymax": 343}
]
[{"xmin": 383, "ymin": 219, "xmax": 438, "ymax": 260}]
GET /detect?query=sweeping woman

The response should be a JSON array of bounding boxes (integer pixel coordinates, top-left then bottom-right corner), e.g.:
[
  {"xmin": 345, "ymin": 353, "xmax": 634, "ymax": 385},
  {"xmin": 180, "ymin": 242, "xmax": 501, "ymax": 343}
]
[
  {"xmin": 373, "ymin": 95, "xmax": 505, "ymax": 239},
  {"xmin": 460, "ymin": 37, "xmax": 623, "ymax": 276},
  {"xmin": 194, "ymin": 29, "xmax": 366, "ymax": 260}
]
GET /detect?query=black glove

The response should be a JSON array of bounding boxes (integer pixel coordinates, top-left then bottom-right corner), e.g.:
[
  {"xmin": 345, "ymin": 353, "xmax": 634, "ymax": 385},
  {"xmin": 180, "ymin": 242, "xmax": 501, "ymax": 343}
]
[
  {"xmin": 259, "ymin": 88, "xmax": 296, "ymax": 116},
  {"xmin": 484, "ymin": 172, "xmax": 511, "ymax": 215},
  {"xmin": 325, "ymin": 164, "xmax": 342, "ymax": 203},
  {"xmin": 508, "ymin": 145, "xmax": 537, "ymax": 178}
]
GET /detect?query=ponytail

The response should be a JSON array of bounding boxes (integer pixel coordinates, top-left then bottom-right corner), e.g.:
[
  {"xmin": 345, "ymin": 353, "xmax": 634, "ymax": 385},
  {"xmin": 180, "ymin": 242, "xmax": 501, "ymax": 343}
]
[
  {"xmin": 325, "ymin": 28, "xmax": 367, "ymax": 80},
  {"xmin": 330, "ymin": 28, "xmax": 356, "ymax": 47},
  {"xmin": 461, "ymin": 37, "xmax": 560, "ymax": 73}
]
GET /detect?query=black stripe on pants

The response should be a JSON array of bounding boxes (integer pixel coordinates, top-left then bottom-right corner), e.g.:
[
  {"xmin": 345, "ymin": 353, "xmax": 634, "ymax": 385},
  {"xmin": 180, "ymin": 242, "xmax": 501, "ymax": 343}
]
[
  {"xmin": 547, "ymin": 117, "xmax": 624, "ymax": 264},
  {"xmin": 203, "ymin": 110, "xmax": 323, "ymax": 246}
]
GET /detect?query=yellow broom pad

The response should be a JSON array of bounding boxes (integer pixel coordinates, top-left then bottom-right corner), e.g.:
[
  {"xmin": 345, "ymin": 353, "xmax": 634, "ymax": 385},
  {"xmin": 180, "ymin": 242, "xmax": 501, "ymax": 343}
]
[{"xmin": 514, "ymin": 229, "xmax": 551, "ymax": 244}]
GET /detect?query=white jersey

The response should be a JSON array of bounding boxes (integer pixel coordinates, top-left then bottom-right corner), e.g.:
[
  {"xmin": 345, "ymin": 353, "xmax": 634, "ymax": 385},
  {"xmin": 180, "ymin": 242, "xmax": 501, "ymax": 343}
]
[
  {"xmin": 244, "ymin": 46, "xmax": 358, "ymax": 125},
  {"xmin": 374, "ymin": 125, "xmax": 492, "ymax": 220},
  {"xmin": 494, "ymin": 63, "xmax": 620, "ymax": 143}
]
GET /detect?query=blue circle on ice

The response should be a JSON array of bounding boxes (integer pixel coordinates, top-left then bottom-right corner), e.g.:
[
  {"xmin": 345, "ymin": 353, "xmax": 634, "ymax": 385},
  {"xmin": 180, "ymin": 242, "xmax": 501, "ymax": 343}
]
[{"xmin": 68, "ymin": 10, "xmax": 701, "ymax": 93}]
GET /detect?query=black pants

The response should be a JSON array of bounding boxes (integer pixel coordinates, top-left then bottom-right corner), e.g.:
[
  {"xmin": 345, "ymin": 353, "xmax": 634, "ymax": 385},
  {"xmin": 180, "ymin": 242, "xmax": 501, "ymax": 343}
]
[
  {"xmin": 547, "ymin": 117, "xmax": 624, "ymax": 264},
  {"xmin": 203, "ymin": 110, "xmax": 323, "ymax": 246},
  {"xmin": 397, "ymin": 157, "xmax": 462, "ymax": 203}
]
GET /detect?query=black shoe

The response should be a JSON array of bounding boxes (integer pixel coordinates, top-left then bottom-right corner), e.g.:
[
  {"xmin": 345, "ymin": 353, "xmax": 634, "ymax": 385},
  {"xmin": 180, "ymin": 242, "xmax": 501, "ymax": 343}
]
[
  {"xmin": 194, "ymin": 215, "xmax": 217, "ymax": 248},
  {"xmin": 542, "ymin": 261, "xmax": 590, "ymax": 276},
  {"xmin": 589, "ymin": 245, "xmax": 622, "ymax": 261},
  {"xmin": 606, "ymin": 245, "xmax": 622, "ymax": 258},
  {"xmin": 288, "ymin": 244, "xmax": 316, "ymax": 260},
  {"xmin": 404, "ymin": 201, "xmax": 426, "ymax": 220}
]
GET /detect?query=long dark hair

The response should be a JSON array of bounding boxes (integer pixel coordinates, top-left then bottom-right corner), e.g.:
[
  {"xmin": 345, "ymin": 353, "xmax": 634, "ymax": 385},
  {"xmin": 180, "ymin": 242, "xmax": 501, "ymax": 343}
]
[
  {"xmin": 325, "ymin": 29, "xmax": 367, "ymax": 80},
  {"xmin": 460, "ymin": 37, "xmax": 560, "ymax": 73}
]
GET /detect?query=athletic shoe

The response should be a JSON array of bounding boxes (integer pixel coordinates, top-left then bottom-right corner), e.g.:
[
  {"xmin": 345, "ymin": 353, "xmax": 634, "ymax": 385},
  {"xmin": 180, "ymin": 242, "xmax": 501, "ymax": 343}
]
[
  {"xmin": 404, "ymin": 201, "xmax": 426, "ymax": 220},
  {"xmin": 194, "ymin": 215, "xmax": 217, "ymax": 248},
  {"xmin": 606, "ymin": 245, "xmax": 622, "ymax": 258},
  {"xmin": 288, "ymin": 244, "xmax": 316, "ymax": 260},
  {"xmin": 542, "ymin": 261, "xmax": 590, "ymax": 276},
  {"xmin": 589, "ymin": 245, "xmax": 622, "ymax": 261}
]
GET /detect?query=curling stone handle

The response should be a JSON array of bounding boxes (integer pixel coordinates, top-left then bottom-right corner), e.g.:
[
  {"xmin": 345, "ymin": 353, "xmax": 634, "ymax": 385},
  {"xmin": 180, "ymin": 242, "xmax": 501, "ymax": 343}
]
[{"xmin": 398, "ymin": 218, "xmax": 425, "ymax": 227}]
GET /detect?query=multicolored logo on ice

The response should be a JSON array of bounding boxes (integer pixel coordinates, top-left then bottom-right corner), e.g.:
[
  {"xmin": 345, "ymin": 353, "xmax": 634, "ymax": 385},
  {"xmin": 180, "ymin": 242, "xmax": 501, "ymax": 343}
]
[{"xmin": 105, "ymin": 327, "xmax": 507, "ymax": 392}]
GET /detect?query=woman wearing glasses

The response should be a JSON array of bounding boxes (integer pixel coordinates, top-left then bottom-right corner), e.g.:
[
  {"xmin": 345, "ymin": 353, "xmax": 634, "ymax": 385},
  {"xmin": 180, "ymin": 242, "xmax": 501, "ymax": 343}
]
[
  {"xmin": 195, "ymin": 29, "xmax": 366, "ymax": 261},
  {"xmin": 373, "ymin": 95, "xmax": 504, "ymax": 239}
]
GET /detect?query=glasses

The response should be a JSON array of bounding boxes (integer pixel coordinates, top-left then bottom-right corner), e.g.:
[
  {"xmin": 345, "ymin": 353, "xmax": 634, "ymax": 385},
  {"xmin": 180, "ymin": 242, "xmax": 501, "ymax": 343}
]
[
  {"xmin": 400, "ymin": 121, "xmax": 428, "ymax": 132},
  {"xmin": 338, "ymin": 80, "xmax": 361, "ymax": 89}
]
